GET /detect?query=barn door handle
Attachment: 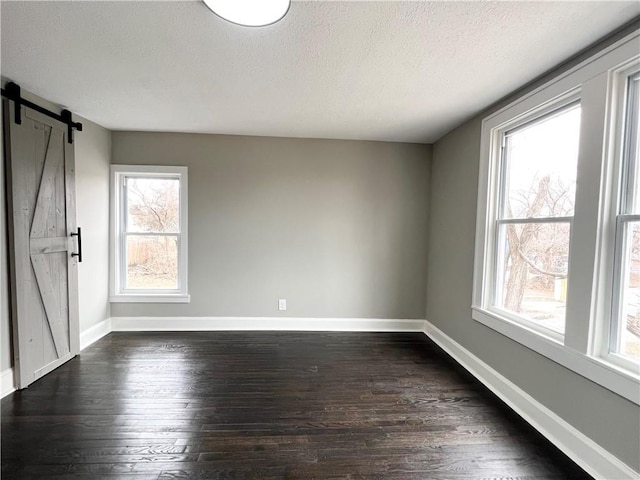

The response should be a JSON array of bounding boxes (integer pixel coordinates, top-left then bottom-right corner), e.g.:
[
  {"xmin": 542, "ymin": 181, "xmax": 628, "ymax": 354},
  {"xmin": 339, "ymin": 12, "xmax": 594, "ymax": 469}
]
[{"xmin": 71, "ymin": 227, "xmax": 82, "ymax": 263}]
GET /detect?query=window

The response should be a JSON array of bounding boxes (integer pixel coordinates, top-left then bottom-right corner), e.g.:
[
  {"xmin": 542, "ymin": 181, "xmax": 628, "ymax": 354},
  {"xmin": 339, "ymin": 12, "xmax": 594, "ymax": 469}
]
[
  {"xmin": 473, "ymin": 31, "xmax": 640, "ymax": 404},
  {"xmin": 611, "ymin": 70, "xmax": 640, "ymax": 367},
  {"xmin": 493, "ymin": 102, "xmax": 580, "ymax": 337},
  {"xmin": 110, "ymin": 165, "xmax": 189, "ymax": 302}
]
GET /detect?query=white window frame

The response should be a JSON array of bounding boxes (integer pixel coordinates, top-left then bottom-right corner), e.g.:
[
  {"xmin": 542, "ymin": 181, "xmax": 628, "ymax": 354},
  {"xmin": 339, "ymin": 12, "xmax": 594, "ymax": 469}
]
[
  {"xmin": 473, "ymin": 30, "xmax": 640, "ymax": 405},
  {"xmin": 600, "ymin": 63, "xmax": 640, "ymax": 373},
  {"xmin": 110, "ymin": 165, "xmax": 189, "ymax": 303},
  {"xmin": 489, "ymin": 95, "xmax": 580, "ymax": 343}
]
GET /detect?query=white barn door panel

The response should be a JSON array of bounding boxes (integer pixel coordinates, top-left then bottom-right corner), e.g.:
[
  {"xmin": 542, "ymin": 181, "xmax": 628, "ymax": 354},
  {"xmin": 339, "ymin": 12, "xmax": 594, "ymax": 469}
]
[{"xmin": 3, "ymin": 101, "xmax": 80, "ymax": 389}]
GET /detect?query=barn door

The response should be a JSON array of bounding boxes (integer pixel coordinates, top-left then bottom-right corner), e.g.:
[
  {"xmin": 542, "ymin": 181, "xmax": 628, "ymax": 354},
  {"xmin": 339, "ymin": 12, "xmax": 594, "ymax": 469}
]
[{"xmin": 3, "ymin": 99, "xmax": 80, "ymax": 389}]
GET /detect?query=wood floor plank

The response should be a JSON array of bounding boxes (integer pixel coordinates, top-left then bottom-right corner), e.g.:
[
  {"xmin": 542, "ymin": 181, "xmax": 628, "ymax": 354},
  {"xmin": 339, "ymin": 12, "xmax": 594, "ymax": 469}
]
[{"xmin": 1, "ymin": 332, "xmax": 592, "ymax": 479}]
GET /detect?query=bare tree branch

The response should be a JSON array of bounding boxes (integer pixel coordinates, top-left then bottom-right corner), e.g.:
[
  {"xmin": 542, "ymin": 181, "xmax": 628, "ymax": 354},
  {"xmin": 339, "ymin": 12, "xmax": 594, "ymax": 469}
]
[{"xmin": 516, "ymin": 247, "xmax": 567, "ymax": 279}]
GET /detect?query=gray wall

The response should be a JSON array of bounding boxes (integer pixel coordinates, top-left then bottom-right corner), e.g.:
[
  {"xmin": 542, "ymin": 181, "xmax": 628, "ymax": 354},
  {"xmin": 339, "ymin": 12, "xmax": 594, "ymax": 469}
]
[
  {"xmin": 111, "ymin": 132, "xmax": 431, "ymax": 319},
  {"xmin": 426, "ymin": 110, "xmax": 640, "ymax": 470},
  {"xmin": 1, "ymin": 85, "xmax": 111, "ymax": 372},
  {"xmin": 75, "ymin": 118, "xmax": 111, "ymax": 333}
]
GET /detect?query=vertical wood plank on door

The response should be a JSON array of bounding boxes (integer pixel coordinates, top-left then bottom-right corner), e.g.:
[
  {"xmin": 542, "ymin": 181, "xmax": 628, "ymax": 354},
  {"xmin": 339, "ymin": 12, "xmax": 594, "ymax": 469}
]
[
  {"xmin": 54, "ymin": 149, "xmax": 70, "ymax": 351},
  {"xmin": 31, "ymin": 121, "xmax": 51, "ymax": 372},
  {"xmin": 64, "ymin": 129, "xmax": 79, "ymax": 355},
  {"xmin": 6, "ymin": 112, "xmax": 41, "ymax": 388},
  {"xmin": 2, "ymin": 101, "xmax": 23, "ymax": 386}
]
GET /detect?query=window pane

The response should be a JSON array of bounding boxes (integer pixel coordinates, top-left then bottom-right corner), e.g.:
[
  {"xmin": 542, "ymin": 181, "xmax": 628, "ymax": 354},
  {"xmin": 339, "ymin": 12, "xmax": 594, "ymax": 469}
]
[
  {"xmin": 126, "ymin": 235, "xmax": 178, "ymax": 290},
  {"xmin": 616, "ymin": 221, "xmax": 640, "ymax": 361},
  {"xmin": 126, "ymin": 177, "xmax": 180, "ymax": 233},
  {"xmin": 502, "ymin": 105, "xmax": 580, "ymax": 219},
  {"xmin": 495, "ymin": 222, "xmax": 570, "ymax": 333},
  {"xmin": 625, "ymin": 73, "xmax": 640, "ymax": 214}
]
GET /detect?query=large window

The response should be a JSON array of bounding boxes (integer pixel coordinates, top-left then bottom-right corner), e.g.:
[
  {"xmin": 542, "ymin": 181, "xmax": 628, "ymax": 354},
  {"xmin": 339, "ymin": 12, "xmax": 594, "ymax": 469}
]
[
  {"xmin": 611, "ymin": 70, "xmax": 640, "ymax": 367},
  {"xmin": 494, "ymin": 102, "xmax": 580, "ymax": 337},
  {"xmin": 473, "ymin": 31, "xmax": 640, "ymax": 404},
  {"xmin": 110, "ymin": 165, "xmax": 189, "ymax": 302}
]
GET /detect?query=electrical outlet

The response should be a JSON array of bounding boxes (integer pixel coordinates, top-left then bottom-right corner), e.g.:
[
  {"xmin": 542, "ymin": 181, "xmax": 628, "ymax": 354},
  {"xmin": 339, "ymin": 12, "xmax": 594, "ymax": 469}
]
[{"xmin": 278, "ymin": 299, "xmax": 287, "ymax": 311}]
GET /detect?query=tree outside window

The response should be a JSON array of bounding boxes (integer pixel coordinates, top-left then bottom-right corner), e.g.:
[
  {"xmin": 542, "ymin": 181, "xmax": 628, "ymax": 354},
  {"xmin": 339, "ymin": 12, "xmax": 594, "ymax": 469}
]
[
  {"xmin": 125, "ymin": 177, "xmax": 180, "ymax": 290},
  {"xmin": 494, "ymin": 105, "xmax": 579, "ymax": 334}
]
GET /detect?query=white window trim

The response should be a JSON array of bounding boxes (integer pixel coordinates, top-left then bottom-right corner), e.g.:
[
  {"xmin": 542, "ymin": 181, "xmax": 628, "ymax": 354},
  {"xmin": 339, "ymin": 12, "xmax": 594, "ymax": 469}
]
[
  {"xmin": 109, "ymin": 165, "xmax": 190, "ymax": 303},
  {"xmin": 491, "ymin": 94, "xmax": 580, "ymax": 342},
  {"xmin": 599, "ymin": 62, "xmax": 640, "ymax": 373},
  {"xmin": 473, "ymin": 31, "xmax": 640, "ymax": 405}
]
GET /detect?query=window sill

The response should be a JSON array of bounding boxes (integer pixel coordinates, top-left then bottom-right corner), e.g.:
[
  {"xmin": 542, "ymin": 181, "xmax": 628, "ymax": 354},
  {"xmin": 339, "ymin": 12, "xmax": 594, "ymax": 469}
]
[
  {"xmin": 109, "ymin": 294, "xmax": 191, "ymax": 304},
  {"xmin": 472, "ymin": 306, "xmax": 640, "ymax": 405}
]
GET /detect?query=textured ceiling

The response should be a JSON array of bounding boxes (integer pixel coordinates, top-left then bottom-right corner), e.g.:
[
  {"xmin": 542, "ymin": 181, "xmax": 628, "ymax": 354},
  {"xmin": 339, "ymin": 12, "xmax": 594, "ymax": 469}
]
[{"xmin": 2, "ymin": 1, "xmax": 639, "ymax": 144}]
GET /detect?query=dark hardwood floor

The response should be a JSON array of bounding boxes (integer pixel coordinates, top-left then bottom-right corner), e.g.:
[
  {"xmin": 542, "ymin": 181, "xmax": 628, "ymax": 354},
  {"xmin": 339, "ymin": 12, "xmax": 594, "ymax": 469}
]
[{"xmin": 2, "ymin": 332, "xmax": 592, "ymax": 480}]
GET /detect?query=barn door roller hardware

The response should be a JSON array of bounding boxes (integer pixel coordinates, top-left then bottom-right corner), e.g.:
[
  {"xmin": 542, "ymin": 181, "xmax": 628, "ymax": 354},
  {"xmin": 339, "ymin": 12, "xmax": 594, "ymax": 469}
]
[{"xmin": 1, "ymin": 82, "xmax": 83, "ymax": 144}]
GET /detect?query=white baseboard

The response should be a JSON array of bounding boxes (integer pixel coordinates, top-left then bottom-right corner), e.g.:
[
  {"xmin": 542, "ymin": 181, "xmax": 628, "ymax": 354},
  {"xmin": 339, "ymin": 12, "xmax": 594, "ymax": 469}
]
[
  {"xmin": 1, "ymin": 368, "xmax": 15, "ymax": 398},
  {"xmin": 422, "ymin": 319, "xmax": 639, "ymax": 480},
  {"xmin": 110, "ymin": 316, "xmax": 425, "ymax": 332},
  {"xmin": 79, "ymin": 317, "xmax": 112, "ymax": 350}
]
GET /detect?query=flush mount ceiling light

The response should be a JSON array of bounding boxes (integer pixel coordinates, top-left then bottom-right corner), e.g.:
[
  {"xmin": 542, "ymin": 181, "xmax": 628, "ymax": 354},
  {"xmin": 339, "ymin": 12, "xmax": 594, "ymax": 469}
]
[{"xmin": 203, "ymin": 0, "xmax": 291, "ymax": 27}]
